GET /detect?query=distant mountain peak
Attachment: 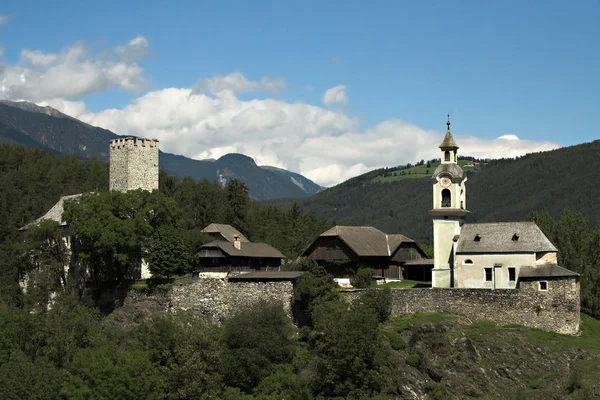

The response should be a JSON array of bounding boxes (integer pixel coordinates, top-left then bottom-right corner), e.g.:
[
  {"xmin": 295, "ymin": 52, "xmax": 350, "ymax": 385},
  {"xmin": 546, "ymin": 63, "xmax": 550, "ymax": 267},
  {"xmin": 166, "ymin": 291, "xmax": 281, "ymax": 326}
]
[
  {"xmin": 217, "ymin": 153, "xmax": 257, "ymax": 165},
  {"xmin": 0, "ymin": 100, "xmax": 72, "ymax": 119}
]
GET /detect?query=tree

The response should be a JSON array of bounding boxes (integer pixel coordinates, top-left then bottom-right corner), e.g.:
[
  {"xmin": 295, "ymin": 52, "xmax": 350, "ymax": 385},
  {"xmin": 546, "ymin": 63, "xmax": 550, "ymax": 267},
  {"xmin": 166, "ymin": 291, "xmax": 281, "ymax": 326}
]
[
  {"xmin": 226, "ymin": 179, "xmax": 249, "ymax": 232},
  {"xmin": 64, "ymin": 190, "xmax": 181, "ymax": 285},
  {"xmin": 145, "ymin": 226, "xmax": 191, "ymax": 278},
  {"xmin": 351, "ymin": 267, "xmax": 374, "ymax": 289},
  {"xmin": 220, "ymin": 300, "xmax": 295, "ymax": 392}
]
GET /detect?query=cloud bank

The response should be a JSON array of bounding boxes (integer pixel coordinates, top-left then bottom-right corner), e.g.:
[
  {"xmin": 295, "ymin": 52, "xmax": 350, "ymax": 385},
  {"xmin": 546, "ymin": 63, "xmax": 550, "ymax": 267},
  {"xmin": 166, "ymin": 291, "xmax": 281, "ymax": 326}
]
[{"xmin": 0, "ymin": 37, "xmax": 561, "ymax": 187}]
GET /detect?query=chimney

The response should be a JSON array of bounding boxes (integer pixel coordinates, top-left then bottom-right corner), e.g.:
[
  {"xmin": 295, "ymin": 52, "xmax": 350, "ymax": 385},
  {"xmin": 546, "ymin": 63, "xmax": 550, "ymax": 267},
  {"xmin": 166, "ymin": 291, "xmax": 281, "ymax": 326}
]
[{"xmin": 233, "ymin": 234, "xmax": 241, "ymax": 250}]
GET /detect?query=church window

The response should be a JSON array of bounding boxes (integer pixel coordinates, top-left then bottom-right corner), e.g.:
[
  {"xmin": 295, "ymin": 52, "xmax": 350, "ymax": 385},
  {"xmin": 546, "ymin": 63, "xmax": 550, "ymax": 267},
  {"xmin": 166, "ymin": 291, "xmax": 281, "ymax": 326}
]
[
  {"xmin": 464, "ymin": 259, "xmax": 473, "ymax": 265},
  {"xmin": 441, "ymin": 189, "xmax": 451, "ymax": 207},
  {"xmin": 445, "ymin": 151, "xmax": 450, "ymax": 161},
  {"xmin": 484, "ymin": 268, "xmax": 493, "ymax": 282},
  {"xmin": 508, "ymin": 267, "xmax": 516, "ymax": 281},
  {"xmin": 539, "ymin": 281, "xmax": 548, "ymax": 291}
]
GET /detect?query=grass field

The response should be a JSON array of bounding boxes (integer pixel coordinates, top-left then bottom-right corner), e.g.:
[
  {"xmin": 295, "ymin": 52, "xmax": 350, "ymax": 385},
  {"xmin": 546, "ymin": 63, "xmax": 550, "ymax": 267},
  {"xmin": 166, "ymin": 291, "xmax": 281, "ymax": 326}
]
[
  {"xmin": 378, "ymin": 280, "xmax": 431, "ymax": 289},
  {"xmin": 372, "ymin": 160, "xmax": 476, "ymax": 183}
]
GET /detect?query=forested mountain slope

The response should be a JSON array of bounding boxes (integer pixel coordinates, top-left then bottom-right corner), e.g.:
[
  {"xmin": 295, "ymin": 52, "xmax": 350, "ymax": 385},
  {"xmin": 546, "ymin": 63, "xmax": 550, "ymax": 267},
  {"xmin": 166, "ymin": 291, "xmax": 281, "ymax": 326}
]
[
  {"xmin": 281, "ymin": 140, "xmax": 600, "ymax": 240},
  {"xmin": 0, "ymin": 100, "xmax": 322, "ymax": 200}
]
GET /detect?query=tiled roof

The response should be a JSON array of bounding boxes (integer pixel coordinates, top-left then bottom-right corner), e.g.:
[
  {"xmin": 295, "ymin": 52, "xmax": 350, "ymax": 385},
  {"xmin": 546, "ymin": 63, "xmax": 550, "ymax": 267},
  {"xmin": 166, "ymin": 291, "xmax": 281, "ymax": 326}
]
[
  {"xmin": 456, "ymin": 222, "xmax": 558, "ymax": 254},
  {"xmin": 201, "ymin": 223, "xmax": 249, "ymax": 242},
  {"xmin": 519, "ymin": 264, "xmax": 579, "ymax": 279},
  {"xmin": 319, "ymin": 226, "xmax": 414, "ymax": 257},
  {"xmin": 198, "ymin": 240, "xmax": 284, "ymax": 259}
]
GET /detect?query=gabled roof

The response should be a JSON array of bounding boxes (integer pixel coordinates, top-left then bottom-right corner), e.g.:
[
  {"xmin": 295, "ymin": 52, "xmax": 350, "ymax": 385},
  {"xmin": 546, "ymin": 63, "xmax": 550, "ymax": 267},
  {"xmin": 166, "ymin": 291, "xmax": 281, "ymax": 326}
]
[
  {"xmin": 319, "ymin": 226, "xmax": 414, "ymax": 257},
  {"xmin": 439, "ymin": 130, "xmax": 459, "ymax": 149},
  {"xmin": 519, "ymin": 265, "xmax": 579, "ymax": 279},
  {"xmin": 197, "ymin": 240, "xmax": 284, "ymax": 259},
  {"xmin": 19, "ymin": 193, "xmax": 83, "ymax": 230},
  {"xmin": 201, "ymin": 223, "xmax": 249, "ymax": 242},
  {"xmin": 456, "ymin": 222, "xmax": 558, "ymax": 254}
]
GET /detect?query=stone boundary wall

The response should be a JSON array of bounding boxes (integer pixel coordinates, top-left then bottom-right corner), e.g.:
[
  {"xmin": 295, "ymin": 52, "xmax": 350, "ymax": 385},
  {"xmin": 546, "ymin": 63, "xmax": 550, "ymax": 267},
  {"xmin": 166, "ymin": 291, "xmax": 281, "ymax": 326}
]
[
  {"xmin": 124, "ymin": 278, "xmax": 294, "ymax": 322},
  {"xmin": 341, "ymin": 278, "xmax": 580, "ymax": 335}
]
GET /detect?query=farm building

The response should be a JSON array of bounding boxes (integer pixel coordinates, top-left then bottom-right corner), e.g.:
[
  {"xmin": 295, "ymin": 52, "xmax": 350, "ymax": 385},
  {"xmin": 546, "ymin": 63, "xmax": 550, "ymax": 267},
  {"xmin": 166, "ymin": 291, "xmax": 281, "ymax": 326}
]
[{"xmin": 303, "ymin": 225, "xmax": 431, "ymax": 282}]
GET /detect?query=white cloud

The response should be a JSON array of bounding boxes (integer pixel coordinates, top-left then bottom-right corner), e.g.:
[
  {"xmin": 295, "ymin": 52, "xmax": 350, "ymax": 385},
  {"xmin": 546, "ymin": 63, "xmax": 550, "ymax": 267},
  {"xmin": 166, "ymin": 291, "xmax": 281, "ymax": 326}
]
[
  {"xmin": 67, "ymin": 72, "xmax": 558, "ymax": 187},
  {"xmin": 0, "ymin": 37, "xmax": 148, "ymax": 102},
  {"xmin": 498, "ymin": 134, "xmax": 519, "ymax": 141},
  {"xmin": 0, "ymin": 14, "xmax": 9, "ymax": 26},
  {"xmin": 322, "ymin": 84, "xmax": 348, "ymax": 105},
  {"xmin": 196, "ymin": 71, "xmax": 286, "ymax": 95}
]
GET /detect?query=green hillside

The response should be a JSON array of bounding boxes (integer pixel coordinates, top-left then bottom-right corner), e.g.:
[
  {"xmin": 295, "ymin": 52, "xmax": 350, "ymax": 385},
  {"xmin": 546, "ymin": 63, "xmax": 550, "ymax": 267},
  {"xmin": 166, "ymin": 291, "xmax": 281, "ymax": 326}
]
[
  {"xmin": 372, "ymin": 159, "xmax": 477, "ymax": 182},
  {"xmin": 275, "ymin": 139, "xmax": 600, "ymax": 241}
]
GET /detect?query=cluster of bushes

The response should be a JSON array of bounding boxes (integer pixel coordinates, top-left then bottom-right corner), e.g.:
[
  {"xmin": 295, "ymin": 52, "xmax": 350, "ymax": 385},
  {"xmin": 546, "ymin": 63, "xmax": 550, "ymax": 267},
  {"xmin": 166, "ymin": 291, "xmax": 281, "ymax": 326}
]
[{"xmin": 0, "ymin": 258, "xmax": 404, "ymax": 399}]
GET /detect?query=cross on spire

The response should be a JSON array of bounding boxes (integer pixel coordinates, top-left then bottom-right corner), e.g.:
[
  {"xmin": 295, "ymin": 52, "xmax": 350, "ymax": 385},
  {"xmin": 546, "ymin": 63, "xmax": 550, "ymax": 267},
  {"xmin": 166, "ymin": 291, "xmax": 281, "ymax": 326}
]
[{"xmin": 447, "ymin": 114, "xmax": 451, "ymax": 130}]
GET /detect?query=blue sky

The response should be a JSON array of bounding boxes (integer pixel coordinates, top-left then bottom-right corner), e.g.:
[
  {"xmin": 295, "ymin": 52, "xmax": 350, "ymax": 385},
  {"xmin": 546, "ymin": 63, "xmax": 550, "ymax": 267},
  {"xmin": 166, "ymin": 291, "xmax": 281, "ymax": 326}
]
[{"xmin": 0, "ymin": 1, "xmax": 598, "ymax": 185}]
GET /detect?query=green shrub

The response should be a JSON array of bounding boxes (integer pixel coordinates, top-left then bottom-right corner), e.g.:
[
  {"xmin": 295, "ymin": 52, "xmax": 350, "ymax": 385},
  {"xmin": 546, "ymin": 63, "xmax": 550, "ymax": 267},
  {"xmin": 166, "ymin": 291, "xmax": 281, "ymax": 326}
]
[
  {"xmin": 358, "ymin": 288, "xmax": 392, "ymax": 323},
  {"xmin": 350, "ymin": 267, "xmax": 374, "ymax": 288},
  {"xmin": 405, "ymin": 353, "xmax": 422, "ymax": 368},
  {"xmin": 156, "ymin": 283, "xmax": 172, "ymax": 292},
  {"xmin": 131, "ymin": 283, "xmax": 148, "ymax": 292},
  {"xmin": 425, "ymin": 382, "xmax": 448, "ymax": 400},
  {"xmin": 383, "ymin": 330, "xmax": 406, "ymax": 350}
]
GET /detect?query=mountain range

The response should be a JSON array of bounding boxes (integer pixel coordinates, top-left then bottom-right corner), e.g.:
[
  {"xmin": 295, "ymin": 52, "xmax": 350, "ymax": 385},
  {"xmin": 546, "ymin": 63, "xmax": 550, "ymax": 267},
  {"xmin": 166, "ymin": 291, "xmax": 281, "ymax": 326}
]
[{"xmin": 0, "ymin": 100, "xmax": 323, "ymax": 200}]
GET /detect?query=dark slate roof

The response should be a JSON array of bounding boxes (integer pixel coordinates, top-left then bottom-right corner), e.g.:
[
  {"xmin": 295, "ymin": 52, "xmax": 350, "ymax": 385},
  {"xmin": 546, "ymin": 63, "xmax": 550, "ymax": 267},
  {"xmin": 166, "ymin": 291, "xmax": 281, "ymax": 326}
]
[
  {"xmin": 201, "ymin": 223, "xmax": 249, "ymax": 242},
  {"xmin": 198, "ymin": 240, "xmax": 284, "ymax": 259},
  {"xmin": 228, "ymin": 271, "xmax": 304, "ymax": 281},
  {"xmin": 456, "ymin": 222, "xmax": 558, "ymax": 254},
  {"xmin": 430, "ymin": 163, "xmax": 466, "ymax": 181},
  {"xmin": 319, "ymin": 226, "xmax": 414, "ymax": 257},
  {"xmin": 439, "ymin": 130, "xmax": 459, "ymax": 149},
  {"xmin": 19, "ymin": 193, "xmax": 83, "ymax": 230},
  {"xmin": 519, "ymin": 265, "xmax": 579, "ymax": 279}
]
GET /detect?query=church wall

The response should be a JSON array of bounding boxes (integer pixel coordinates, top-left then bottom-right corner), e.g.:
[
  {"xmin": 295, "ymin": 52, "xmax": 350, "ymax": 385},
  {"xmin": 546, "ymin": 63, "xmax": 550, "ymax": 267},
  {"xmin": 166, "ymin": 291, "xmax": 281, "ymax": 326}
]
[
  {"xmin": 454, "ymin": 253, "xmax": 535, "ymax": 289},
  {"xmin": 341, "ymin": 277, "xmax": 580, "ymax": 335}
]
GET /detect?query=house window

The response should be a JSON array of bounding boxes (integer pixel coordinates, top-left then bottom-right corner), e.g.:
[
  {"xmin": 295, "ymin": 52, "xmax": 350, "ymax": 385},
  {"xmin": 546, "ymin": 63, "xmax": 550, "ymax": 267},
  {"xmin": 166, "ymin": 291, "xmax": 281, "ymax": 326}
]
[
  {"xmin": 484, "ymin": 268, "xmax": 493, "ymax": 282},
  {"xmin": 464, "ymin": 259, "xmax": 473, "ymax": 265},
  {"xmin": 445, "ymin": 151, "xmax": 450, "ymax": 161},
  {"xmin": 508, "ymin": 267, "xmax": 516, "ymax": 281},
  {"xmin": 539, "ymin": 281, "xmax": 548, "ymax": 291},
  {"xmin": 441, "ymin": 189, "xmax": 451, "ymax": 207}
]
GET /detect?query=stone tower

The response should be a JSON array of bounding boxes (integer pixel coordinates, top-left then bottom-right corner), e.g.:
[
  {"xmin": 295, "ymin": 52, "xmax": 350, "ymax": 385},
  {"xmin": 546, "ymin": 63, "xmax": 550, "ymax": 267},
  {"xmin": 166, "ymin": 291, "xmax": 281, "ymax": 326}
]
[
  {"xmin": 429, "ymin": 117, "xmax": 469, "ymax": 288},
  {"xmin": 109, "ymin": 137, "xmax": 159, "ymax": 192}
]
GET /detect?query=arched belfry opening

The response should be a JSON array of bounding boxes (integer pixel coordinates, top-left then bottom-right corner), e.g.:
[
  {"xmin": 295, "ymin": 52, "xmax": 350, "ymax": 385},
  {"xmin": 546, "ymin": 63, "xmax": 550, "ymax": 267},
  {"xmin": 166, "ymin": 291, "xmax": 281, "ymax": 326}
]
[
  {"xmin": 441, "ymin": 189, "xmax": 451, "ymax": 207},
  {"xmin": 445, "ymin": 151, "xmax": 450, "ymax": 161}
]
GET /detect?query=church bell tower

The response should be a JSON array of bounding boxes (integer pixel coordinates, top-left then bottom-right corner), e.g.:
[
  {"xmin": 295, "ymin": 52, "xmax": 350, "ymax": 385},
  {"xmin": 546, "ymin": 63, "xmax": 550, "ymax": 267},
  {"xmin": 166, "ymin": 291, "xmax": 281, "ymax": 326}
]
[{"xmin": 429, "ymin": 116, "xmax": 469, "ymax": 288}]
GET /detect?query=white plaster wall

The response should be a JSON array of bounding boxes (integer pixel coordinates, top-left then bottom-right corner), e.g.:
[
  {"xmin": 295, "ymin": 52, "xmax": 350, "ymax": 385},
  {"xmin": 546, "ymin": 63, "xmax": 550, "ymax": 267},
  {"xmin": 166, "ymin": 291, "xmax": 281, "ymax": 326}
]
[
  {"xmin": 454, "ymin": 253, "xmax": 535, "ymax": 289},
  {"xmin": 433, "ymin": 219, "xmax": 461, "ymax": 288}
]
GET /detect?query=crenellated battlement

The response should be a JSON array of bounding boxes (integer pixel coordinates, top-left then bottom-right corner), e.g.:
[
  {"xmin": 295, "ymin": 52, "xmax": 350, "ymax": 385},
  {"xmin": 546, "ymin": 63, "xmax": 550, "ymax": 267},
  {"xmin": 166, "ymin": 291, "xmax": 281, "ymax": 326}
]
[
  {"xmin": 109, "ymin": 137, "xmax": 159, "ymax": 149},
  {"xmin": 109, "ymin": 136, "xmax": 160, "ymax": 192}
]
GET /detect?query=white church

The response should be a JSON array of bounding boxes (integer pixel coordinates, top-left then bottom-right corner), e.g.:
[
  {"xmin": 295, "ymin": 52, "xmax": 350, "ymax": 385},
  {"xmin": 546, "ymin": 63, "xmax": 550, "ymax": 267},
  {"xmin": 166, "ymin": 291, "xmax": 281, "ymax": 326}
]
[{"xmin": 429, "ymin": 118, "xmax": 578, "ymax": 290}]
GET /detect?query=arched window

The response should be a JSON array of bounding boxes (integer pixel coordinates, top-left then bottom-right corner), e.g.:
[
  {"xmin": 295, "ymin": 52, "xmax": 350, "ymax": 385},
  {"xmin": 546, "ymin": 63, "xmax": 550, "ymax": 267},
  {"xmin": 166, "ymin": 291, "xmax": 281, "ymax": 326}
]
[
  {"xmin": 454, "ymin": 152, "xmax": 457, "ymax": 162},
  {"xmin": 444, "ymin": 151, "xmax": 450, "ymax": 161},
  {"xmin": 441, "ymin": 189, "xmax": 451, "ymax": 207},
  {"xmin": 464, "ymin": 259, "xmax": 473, "ymax": 265}
]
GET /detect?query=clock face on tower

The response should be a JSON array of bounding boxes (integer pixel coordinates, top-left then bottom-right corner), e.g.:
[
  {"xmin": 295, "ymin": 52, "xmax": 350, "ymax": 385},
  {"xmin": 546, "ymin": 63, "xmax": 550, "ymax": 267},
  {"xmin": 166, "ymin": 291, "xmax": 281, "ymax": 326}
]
[{"xmin": 440, "ymin": 177, "xmax": 451, "ymax": 188}]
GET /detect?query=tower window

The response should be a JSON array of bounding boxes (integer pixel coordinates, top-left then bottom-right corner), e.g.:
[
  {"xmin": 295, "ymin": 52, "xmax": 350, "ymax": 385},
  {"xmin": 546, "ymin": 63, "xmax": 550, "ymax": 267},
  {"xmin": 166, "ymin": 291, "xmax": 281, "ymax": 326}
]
[
  {"xmin": 441, "ymin": 189, "xmax": 451, "ymax": 207},
  {"xmin": 464, "ymin": 259, "xmax": 473, "ymax": 265},
  {"xmin": 444, "ymin": 151, "xmax": 450, "ymax": 161},
  {"xmin": 454, "ymin": 152, "xmax": 457, "ymax": 162},
  {"xmin": 484, "ymin": 268, "xmax": 493, "ymax": 282},
  {"xmin": 508, "ymin": 267, "xmax": 516, "ymax": 281},
  {"xmin": 474, "ymin": 234, "xmax": 481, "ymax": 242},
  {"xmin": 512, "ymin": 233, "xmax": 519, "ymax": 241},
  {"xmin": 539, "ymin": 281, "xmax": 548, "ymax": 291}
]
